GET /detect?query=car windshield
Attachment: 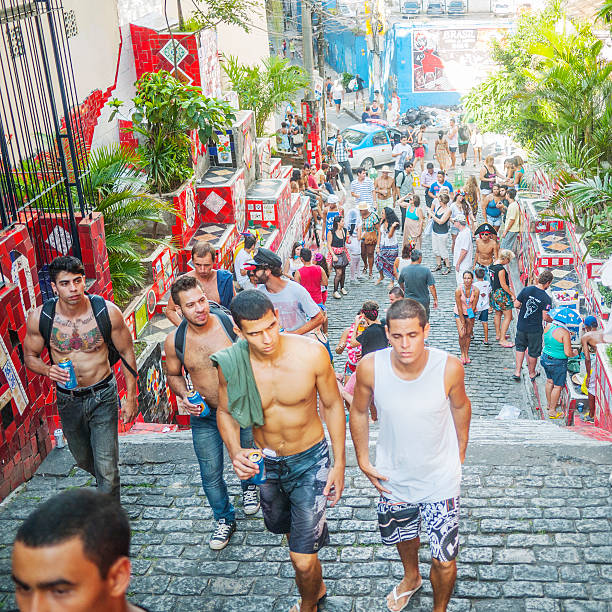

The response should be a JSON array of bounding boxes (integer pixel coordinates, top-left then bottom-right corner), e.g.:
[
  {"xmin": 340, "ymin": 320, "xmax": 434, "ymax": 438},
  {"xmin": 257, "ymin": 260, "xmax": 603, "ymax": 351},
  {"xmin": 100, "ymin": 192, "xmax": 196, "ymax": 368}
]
[{"xmin": 342, "ymin": 128, "xmax": 367, "ymax": 146}]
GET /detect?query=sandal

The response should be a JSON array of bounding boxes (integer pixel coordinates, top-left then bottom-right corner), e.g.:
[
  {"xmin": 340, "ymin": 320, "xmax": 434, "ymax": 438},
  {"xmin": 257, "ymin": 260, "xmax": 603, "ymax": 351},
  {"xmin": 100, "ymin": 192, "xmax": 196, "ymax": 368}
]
[
  {"xmin": 386, "ymin": 581, "xmax": 422, "ymax": 612},
  {"xmin": 548, "ymin": 412, "xmax": 564, "ymax": 420},
  {"xmin": 512, "ymin": 374, "xmax": 521, "ymax": 382},
  {"xmin": 499, "ymin": 342, "xmax": 515, "ymax": 348},
  {"xmin": 289, "ymin": 593, "xmax": 327, "ymax": 612},
  {"xmin": 530, "ymin": 371, "xmax": 541, "ymax": 382},
  {"xmin": 432, "ymin": 265, "xmax": 442, "ymax": 272},
  {"xmin": 441, "ymin": 268, "xmax": 450, "ymax": 275}
]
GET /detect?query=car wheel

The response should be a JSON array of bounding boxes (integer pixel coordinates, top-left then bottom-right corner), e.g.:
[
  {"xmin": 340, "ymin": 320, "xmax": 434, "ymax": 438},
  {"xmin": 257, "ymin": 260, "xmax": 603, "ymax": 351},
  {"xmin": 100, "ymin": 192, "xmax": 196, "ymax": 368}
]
[{"xmin": 362, "ymin": 157, "xmax": 374, "ymax": 171}]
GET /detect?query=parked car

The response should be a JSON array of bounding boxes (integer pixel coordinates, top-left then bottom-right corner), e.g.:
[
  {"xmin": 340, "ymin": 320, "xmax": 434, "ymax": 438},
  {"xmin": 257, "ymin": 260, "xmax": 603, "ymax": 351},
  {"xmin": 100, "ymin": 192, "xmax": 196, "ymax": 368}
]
[
  {"xmin": 328, "ymin": 123, "xmax": 404, "ymax": 171},
  {"xmin": 400, "ymin": 0, "xmax": 421, "ymax": 14},
  {"xmin": 492, "ymin": 0, "xmax": 513, "ymax": 16},
  {"xmin": 426, "ymin": 0, "xmax": 445, "ymax": 14},
  {"xmin": 447, "ymin": 0, "xmax": 466, "ymax": 13}
]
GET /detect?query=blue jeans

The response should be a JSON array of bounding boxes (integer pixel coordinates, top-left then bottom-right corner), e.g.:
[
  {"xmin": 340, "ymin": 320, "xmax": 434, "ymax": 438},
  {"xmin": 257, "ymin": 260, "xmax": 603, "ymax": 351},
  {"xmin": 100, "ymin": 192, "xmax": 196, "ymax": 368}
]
[
  {"xmin": 56, "ymin": 375, "xmax": 120, "ymax": 499},
  {"xmin": 191, "ymin": 410, "xmax": 254, "ymax": 523}
]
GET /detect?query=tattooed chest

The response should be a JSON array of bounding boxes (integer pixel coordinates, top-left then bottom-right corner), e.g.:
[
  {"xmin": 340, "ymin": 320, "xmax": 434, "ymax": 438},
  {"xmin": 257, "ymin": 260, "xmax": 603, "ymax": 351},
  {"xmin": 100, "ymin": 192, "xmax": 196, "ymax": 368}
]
[{"xmin": 50, "ymin": 313, "xmax": 104, "ymax": 353}]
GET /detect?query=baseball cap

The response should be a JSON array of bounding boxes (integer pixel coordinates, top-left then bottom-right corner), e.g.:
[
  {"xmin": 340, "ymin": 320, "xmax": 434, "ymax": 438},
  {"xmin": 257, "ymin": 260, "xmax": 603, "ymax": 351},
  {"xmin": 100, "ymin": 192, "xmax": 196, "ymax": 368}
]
[
  {"xmin": 584, "ymin": 315, "xmax": 598, "ymax": 328},
  {"xmin": 244, "ymin": 247, "xmax": 282, "ymax": 270}
]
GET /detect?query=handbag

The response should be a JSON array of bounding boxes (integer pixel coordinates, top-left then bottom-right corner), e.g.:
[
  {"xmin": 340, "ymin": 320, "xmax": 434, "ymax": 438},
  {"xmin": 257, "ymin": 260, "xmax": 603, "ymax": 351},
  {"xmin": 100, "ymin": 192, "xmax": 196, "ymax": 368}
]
[{"xmin": 333, "ymin": 251, "xmax": 349, "ymax": 268}]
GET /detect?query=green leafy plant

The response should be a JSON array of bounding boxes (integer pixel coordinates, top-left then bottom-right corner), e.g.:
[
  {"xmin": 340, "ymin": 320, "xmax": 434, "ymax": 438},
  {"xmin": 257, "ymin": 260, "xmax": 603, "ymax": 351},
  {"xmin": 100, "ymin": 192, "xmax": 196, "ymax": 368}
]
[
  {"xmin": 606, "ymin": 343, "xmax": 612, "ymax": 368},
  {"xmin": 175, "ymin": 0, "xmax": 259, "ymax": 32},
  {"xmin": 222, "ymin": 55, "xmax": 308, "ymax": 137},
  {"xmin": 342, "ymin": 72, "xmax": 354, "ymax": 90},
  {"xmin": 110, "ymin": 71, "xmax": 235, "ymax": 194},
  {"xmin": 84, "ymin": 145, "xmax": 178, "ymax": 303}
]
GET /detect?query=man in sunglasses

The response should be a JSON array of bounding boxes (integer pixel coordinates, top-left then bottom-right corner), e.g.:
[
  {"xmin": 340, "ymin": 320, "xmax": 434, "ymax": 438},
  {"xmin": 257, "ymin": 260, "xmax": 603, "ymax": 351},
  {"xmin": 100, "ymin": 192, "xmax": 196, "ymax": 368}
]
[{"xmin": 474, "ymin": 223, "xmax": 499, "ymax": 282}]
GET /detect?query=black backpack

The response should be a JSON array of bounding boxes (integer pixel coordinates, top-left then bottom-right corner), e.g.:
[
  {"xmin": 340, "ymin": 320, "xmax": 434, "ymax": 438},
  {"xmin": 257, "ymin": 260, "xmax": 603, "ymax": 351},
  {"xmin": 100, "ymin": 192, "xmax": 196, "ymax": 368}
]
[
  {"xmin": 39, "ymin": 294, "xmax": 138, "ymax": 379},
  {"xmin": 174, "ymin": 301, "xmax": 236, "ymax": 365}
]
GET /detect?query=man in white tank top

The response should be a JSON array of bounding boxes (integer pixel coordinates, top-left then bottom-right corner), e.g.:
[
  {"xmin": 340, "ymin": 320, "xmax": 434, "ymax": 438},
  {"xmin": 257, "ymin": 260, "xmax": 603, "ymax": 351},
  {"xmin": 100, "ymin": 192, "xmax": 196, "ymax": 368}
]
[{"xmin": 350, "ymin": 299, "xmax": 471, "ymax": 612}]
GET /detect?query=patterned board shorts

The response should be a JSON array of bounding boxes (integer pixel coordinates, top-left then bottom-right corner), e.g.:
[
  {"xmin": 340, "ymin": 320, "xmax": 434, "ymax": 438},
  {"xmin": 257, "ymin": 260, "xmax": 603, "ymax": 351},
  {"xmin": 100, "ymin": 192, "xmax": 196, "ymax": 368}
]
[
  {"xmin": 377, "ymin": 495, "xmax": 460, "ymax": 562},
  {"xmin": 259, "ymin": 439, "xmax": 330, "ymax": 554}
]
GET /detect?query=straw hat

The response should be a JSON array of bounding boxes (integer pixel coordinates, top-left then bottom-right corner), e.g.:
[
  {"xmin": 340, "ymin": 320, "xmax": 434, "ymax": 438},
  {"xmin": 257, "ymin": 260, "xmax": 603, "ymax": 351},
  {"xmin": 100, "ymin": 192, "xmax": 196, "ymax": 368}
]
[
  {"xmin": 381, "ymin": 165, "xmax": 391, "ymax": 173},
  {"xmin": 357, "ymin": 201, "xmax": 370, "ymax": 211}
]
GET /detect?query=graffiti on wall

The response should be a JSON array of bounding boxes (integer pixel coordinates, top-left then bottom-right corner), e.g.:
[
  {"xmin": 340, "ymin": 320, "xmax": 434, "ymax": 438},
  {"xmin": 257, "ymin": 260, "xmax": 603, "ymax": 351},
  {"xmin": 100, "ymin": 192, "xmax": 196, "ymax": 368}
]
[{"xmin": 412, "ymin": 28, "xmax": 507, "ymax": 93}]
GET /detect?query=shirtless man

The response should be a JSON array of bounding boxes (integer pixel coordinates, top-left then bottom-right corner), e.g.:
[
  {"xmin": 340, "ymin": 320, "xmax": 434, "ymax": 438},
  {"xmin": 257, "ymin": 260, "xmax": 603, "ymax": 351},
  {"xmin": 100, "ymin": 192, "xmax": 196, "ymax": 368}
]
[
  {"xmin": 581, "ymin": 316, "xmax": 605, "ymax": 423},
  {"xmin": 216, "ymin": 290, "xmax": 345, "ymax": 612},
  {"xmin": 24, "ymin": 256, "xmax": 137, "ymax": 499},
  {"xmin": 166, "ymin": 242, "xmax": 235, "ymax": 324},
  {"xmin": 474, "ymin": 223, "xmax": 499, "ymax": 281},
  {"xmin": 164, "ymin": 276, "xmax": 259, "ymax": 550},
  {"xmin": 350, "ymin": 299, "xmax": 471, "ymax": 612}
]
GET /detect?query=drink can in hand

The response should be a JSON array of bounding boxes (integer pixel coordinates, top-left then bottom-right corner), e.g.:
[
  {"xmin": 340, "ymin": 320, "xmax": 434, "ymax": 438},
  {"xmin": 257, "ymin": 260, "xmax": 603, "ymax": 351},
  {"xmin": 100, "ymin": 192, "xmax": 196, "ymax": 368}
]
[
  {"xmin": 187, "ymin": 390, "xmax": 210, "ymax": 417},
  {"xmin": 58, "ymin": 359, "xmax": 77, "ymax": 389},
  {"xmin": 247, "ymin": 450, "xmax": 266, "ymax": 484},
  {"xmin": 54, "ymin": 428, "xmax": 66, "ymax": 449}
]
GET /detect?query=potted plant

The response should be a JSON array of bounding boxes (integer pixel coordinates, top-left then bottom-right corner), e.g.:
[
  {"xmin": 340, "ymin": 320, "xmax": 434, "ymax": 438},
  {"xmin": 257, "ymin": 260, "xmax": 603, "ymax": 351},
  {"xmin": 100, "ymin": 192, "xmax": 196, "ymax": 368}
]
[{"xmin": 110, "ymin": 71, "xmax": 235, "ymax": 196}]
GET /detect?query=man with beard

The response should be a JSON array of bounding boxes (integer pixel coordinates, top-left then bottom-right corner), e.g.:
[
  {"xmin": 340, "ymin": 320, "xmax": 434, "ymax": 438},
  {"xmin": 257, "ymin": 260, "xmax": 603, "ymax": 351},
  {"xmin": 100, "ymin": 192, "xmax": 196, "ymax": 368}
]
[{"xmin": 164, "ymin": 276, "xmax": 260, "ymax": 551}]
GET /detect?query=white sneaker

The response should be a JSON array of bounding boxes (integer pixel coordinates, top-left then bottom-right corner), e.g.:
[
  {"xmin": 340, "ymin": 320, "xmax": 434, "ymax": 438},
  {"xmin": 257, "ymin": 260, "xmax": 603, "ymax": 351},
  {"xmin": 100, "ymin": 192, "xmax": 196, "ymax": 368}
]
[
  {"xmin": 340, "ymin": 288, "xmax": 348, "ymax": 295},
  {"xmin": 333, "ymin": 291, "xmax": 342, "ymax": 299},
  {"xmin": 209, "ymin": 519, "xmax": 236, "ymax": 550},
  {"xmin": 242, "ymin": 485, "xmax": 260, "ymax": 515}
]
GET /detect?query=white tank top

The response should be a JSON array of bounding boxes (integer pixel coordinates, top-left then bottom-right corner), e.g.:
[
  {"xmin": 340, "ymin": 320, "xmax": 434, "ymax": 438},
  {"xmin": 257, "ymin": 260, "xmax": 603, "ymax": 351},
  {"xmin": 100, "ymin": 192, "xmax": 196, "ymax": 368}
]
[{"xmin": 373, "ymin": 347, "xmax": 461, "ymax": 503}]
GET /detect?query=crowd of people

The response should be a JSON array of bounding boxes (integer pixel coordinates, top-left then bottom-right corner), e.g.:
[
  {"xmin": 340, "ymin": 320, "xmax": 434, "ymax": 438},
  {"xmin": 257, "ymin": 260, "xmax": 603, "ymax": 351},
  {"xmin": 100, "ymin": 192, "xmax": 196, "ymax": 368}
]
[{"xmin": 10, "ymin": 110, "xmax": 601, "ymax": 612}]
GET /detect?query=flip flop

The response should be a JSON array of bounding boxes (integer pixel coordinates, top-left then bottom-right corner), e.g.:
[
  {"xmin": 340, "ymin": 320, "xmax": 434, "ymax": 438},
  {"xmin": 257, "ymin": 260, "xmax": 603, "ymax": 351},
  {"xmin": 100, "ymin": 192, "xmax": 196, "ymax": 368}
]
[
  {"xmin": 387, "ymin": 581, "xmax": 423, "ymax": 612},
  {"xmin": 530, "ymin": 371, "xmax": 541, "ymax": 382},
  {"xmin": 499, "ymin": 342, "xmax": 515, "ymax": 348},
  {"xmin": 512, "ymin": 374, "xmax": 521, "ymax": 381},
  {"xmin": 289, "ymin": 593, "xmax": 327, "ymax": 612},
  {"xmin": 548, "ymin": 412, "xmax": 564, "ymax": 420}
]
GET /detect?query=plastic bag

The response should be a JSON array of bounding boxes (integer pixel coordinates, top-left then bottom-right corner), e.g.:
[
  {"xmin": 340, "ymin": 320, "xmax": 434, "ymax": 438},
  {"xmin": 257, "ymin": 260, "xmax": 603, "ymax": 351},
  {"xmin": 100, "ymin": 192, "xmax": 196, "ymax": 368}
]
[
  {"xmin": 424, "ymin": 219, "xmax": 434, "ymax": 237},
  {"xmin": 495, "ymin": 404, "xmax": 521, "ymax": 420}
]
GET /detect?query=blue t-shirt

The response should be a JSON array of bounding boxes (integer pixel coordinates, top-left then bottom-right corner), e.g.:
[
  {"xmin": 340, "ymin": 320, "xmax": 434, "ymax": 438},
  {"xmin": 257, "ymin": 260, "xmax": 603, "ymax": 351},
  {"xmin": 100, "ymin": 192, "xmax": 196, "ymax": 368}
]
[
  {"xmin": 428, "ymin": 181, "xmax": 454, "ymax": 197},
  {"xmin": 516, "ymin": 286, "xmax": 552, "ymax": 332}
]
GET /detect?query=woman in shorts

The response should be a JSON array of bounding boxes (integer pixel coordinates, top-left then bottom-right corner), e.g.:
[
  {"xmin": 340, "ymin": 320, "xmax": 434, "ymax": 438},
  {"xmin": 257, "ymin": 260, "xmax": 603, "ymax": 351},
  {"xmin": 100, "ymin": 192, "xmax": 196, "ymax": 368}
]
[
  {"xmin": 489, "ymin": 250, "xmax": 515, "ymax": 348},
  {"xmin": 541, "ymin": 315, "xmax": 578, "ymax": 419}
]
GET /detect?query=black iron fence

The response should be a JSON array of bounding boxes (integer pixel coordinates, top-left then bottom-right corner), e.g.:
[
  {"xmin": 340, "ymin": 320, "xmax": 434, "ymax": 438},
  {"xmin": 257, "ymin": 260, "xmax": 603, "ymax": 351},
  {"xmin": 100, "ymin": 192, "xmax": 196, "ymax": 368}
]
[{"xmin": 0, "ymin": 0, "xmax": 92, "ymax": 297}]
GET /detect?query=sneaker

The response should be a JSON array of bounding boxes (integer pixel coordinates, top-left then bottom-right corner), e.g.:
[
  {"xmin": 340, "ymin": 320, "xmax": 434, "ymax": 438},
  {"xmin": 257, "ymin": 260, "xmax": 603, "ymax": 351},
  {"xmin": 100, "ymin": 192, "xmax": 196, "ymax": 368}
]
[
  {"xmin": 242, "ymin": 485, "xmax": 260, "ymax": 515},
  {"xmin": 209, "ymin": 519, "xmax": 236, "ymax": 550},
  {"xmin": 582, "ymin": 415, "xmax": 594, "ymax": 424},
  {"xmin": 340, "ymin": 288, "xmax": 348, "ymax": 295},
  {"xmin": 333, "ymin": 291, "xmax": 342, "ymax": 299}
]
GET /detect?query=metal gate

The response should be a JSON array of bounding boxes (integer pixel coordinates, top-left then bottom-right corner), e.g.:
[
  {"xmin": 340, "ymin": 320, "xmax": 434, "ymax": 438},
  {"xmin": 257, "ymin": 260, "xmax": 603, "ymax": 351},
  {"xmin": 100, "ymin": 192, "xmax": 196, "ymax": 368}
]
[{"xmin": 0, "ymin": 0, "xmax": 92, "ymax": 298}]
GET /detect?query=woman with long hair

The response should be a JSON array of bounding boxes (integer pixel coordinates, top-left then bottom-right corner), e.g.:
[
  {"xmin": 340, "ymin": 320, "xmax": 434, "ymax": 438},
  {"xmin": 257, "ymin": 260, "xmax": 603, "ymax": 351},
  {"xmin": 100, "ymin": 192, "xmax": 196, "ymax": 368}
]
[
  {"xmin": 394, "ymin": 242, "xmax": 414, "ymax": 281},
  {"xmin": 454, "ymin": 270, "xmax": 480, "ymax": 365},
  {"xmin": 326, "ymin": 215, "xmax": 350, "ymax": 299},
  {"xmin": 284, "ymin": 241, "xmax": 303, "ymax": 278},
  {"xmin": 434, "ymin": 130, "xmax": 451, "ymax": 172},
  {"xmin": 414, "ymin": 124, "xmax": 427, "ymax": 173},
  {"xmin": 464, "ymin": 175, "xmax": 481, "ymax": 219},
  {"xmin": 479, "ymin": 155, "xmax": 502, "ymax": 197},
  {"xmin": 490, "ymin": 249, "xmax": 516, "ymax": 348},
  {"xmin": 402, "ymin": 194, "xmax": 425, "ymax": 250},
  {"xmin": 450, "ymin": 191, "xmax": 475, "ymax": 249},
  {"xmin": 427, "ymin": 192, "xmax": 452, "ymax": 274},
  {"xmin": 375, "ymin": 207, "xmax": 400, "ymax": 288}
]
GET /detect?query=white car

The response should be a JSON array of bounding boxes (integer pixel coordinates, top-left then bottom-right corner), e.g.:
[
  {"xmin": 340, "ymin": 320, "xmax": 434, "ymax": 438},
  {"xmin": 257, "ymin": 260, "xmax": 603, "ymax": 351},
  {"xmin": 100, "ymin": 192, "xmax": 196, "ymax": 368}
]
[
  {"xmin": 492, "ymin": 0, "xmax": 513, "ymax": 16},
  {"xmin": 328, "ymin": 123, "xmax": 405, "ymax": 170}
]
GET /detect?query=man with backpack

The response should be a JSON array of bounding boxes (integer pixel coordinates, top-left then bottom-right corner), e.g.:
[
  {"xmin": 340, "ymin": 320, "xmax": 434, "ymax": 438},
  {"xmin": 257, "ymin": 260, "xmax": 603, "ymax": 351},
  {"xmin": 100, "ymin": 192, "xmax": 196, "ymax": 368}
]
[
  {"xmin": 24, "ymin": 256, "xmax": 138, "ymax": 500},
  {"xmin": 164, "ymin": 275, "xmax": 260, "ymax": 551},
  {"xmin": 395, "ymin": 160, "xmax": 416, "ymax": 232}
]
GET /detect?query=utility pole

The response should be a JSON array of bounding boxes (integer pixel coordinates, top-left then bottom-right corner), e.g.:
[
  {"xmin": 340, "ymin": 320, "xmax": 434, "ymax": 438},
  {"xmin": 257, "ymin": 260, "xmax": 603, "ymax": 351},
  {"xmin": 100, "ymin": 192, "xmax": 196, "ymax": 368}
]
[
  {"xmin": 371, "ymin": 0, "xmax": 383, "ymax": 95},
  {"xmin": 316, "ymin": 0, "xmax": 325, "ymax": 78},
  {"xmin": 302, "ymin": 0, "xmax": 315, "ymax": 92}
]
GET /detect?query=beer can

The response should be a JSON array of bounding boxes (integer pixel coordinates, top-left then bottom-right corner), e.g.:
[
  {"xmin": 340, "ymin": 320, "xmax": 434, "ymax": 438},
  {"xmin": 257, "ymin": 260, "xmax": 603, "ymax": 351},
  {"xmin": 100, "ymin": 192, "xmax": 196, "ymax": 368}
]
[
  {"xmin": 54, "ymin": 428, "xmax": 66, "ymax": 449},
  {"xmin": 247, "ymin": 450, "xmax": 266, "ymax": 485},
  {"xmin": 58, "ymin": 359, "xmax": 78, "ymax": 389},
  {"xmin": 187, "ymin": 390, "xmax": 210, "ymax": 417}
]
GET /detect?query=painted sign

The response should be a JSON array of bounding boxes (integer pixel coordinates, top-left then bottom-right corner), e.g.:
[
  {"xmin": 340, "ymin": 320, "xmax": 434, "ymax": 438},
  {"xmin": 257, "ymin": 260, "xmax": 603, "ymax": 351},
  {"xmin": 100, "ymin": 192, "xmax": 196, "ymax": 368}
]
[{"xmin": 412, "ymin": 28, "xmax": 507, "ymax": 93}]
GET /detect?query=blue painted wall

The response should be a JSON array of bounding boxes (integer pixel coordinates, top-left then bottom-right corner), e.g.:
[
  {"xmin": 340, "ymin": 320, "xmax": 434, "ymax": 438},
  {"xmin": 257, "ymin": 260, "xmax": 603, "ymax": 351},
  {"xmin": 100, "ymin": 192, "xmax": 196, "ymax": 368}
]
[{"xmin": 325, "ymin": 28, "xmax": 369, "ymax": 83}]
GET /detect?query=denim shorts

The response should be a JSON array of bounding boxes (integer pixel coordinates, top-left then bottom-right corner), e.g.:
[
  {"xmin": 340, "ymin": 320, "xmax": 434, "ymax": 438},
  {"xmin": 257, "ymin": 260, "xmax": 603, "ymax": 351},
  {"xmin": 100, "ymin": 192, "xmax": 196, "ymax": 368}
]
[
  {"xmin": 541, "ymin": 353, "xmax": 568, "ymax": 387},
  {"xmin": 477, "ymin": 309, "xmax": 489, "ymax": 322},
  {"xmin": 377, "ymin": 495, "xmax": 460, "ymax": 562},
  {"xmin": 260, "ymin": 438, "xmax": 330, "ymax": 554}
]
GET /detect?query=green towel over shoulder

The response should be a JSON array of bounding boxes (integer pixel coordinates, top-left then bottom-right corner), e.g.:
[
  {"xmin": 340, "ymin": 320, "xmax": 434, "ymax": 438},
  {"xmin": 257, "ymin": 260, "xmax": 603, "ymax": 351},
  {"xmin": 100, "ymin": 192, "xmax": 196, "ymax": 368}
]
[{"xmin": 210, "ymin": 339, "xmax": 264, "ymax": 428}]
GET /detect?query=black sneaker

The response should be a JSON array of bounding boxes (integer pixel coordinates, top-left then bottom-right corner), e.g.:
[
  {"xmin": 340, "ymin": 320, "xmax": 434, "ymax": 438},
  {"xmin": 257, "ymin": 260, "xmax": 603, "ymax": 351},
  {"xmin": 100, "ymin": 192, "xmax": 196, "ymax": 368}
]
[
  {"xmin": 242, "ymin": 485, "xmax": 260, "ymax": 515},
  {"xmin": 209, "ymin": 519, "xmax": 236, "ymax": 550}
]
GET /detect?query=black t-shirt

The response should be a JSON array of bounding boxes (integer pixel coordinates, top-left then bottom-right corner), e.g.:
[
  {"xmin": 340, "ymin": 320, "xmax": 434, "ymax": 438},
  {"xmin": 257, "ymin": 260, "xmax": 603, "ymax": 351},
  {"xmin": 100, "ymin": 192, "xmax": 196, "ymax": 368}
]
[
  {"xmin": 489, "ymin": 263, "xmax": 506, "ymax": 291},
  {"xmin": 516, "ymin": 286, "xmax": 552, "ymax": 332},
  {"xmin": 357, "ymin": 323, "xmax": 388, "ymax": 357}
]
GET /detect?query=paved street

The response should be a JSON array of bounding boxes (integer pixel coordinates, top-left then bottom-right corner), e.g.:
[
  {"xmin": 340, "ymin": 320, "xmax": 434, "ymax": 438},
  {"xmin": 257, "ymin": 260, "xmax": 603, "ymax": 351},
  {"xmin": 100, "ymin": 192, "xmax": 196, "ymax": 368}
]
[{"xmin": 1, "ymin": 228, "xmax": 611, "ymax": 611}]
